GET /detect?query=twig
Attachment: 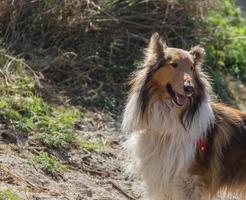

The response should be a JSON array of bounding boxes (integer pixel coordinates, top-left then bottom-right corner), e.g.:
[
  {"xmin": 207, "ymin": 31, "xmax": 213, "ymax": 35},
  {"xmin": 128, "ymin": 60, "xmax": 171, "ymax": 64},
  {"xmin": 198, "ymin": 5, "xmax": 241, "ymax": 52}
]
[
  {"xmin": 169, "ymin": 26, "xmax": 188, "ymax": 47},
  {"xmin": 89, "ymin": 1, "xmax": 119, "ymax": 23},
  {"xmin": 69, "ymin": 164, "xmax": 110, "ymax": 177},
  {"xmin": 108, "ymin": 180, "xmax": 136, "ymax": 200},
  {"xmin": 0, "ymin": 165, "xmax": 60, "ymax": 196},
  {"xmin": 0, "ymin": 69, "xmax": 9, "ymax": 85},
  {"xmin": 3, "ymin": 54, "xmax": 42, "ymax": 88}
]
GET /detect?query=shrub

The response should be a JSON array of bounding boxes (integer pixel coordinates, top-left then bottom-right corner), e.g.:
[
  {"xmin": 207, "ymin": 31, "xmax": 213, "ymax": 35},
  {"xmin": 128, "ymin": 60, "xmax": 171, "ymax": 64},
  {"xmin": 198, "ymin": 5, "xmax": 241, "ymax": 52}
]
[
  {"xmin": 205, "ymin": 0, "xmax": 246, "ymax": 77},
  {"xmin": 28, "ymin": 152, "xmax": 66, "ymax": 176},
  {"xmin": 0, "ymin": 0, "xmax": 213, "ymax": 108},
  {"xmin": 0, "ymin": 0, "xmax": 245, "ymax": 105},
  {"xmin": 201, "ymin": 0, "xmax": 246, "ymax": 100},
  {"xmin": 0, "ymin": 51, "xmax": 83, "ymax": 148}
]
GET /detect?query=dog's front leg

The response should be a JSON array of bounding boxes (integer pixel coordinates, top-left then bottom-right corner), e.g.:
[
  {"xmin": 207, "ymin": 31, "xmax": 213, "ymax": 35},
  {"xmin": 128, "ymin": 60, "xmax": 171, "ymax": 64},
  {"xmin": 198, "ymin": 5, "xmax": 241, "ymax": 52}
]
[{"xmin": 172, "ymin": 175, "xmax": 208, "ymax": 200}]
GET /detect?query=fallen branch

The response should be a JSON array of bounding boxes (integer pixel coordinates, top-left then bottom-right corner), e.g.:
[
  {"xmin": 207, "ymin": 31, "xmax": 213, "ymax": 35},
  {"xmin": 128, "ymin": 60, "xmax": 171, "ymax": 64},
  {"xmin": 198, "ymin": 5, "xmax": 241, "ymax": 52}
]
[
  {"xmin": 0, "ymin": 165, "xmax": 60, "ymax": 196},
  {"xmin": 108, "ymin": 180, "xmax": 137, "ymax": 200}
]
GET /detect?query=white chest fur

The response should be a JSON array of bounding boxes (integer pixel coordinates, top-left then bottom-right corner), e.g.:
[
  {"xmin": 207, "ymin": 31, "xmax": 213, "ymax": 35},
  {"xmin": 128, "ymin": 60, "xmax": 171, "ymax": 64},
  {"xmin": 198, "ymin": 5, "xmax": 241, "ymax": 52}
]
[{"xmin": 123, "ymin": 100, "xmax": 214, "ymax": 200}]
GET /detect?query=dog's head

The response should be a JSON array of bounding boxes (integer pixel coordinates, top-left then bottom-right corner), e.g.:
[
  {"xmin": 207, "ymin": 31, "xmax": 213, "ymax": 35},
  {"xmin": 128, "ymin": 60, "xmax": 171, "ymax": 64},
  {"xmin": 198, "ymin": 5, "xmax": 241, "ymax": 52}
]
[
  {"xmin": 143, "ymin": 33, "xmax": 206, "ymax": 107},
  {"xmin": 134, "ymin": 32, "xmax": 210, "ymax": 128}
]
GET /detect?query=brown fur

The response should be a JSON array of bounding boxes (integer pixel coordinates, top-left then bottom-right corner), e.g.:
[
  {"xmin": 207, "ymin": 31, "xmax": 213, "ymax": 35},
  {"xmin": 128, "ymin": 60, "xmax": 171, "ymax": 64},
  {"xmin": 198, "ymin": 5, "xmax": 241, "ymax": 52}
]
[{"xmin": 191, "ymin": 103, "xmax": 246, "ymax": 198}]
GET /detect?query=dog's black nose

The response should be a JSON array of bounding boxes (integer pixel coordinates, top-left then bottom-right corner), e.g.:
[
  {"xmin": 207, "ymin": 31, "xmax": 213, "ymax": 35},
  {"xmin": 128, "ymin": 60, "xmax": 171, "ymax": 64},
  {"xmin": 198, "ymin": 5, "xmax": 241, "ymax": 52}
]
[{"xmin": 184, "ymin": 85, "xmax": 194, "ymax": 95}]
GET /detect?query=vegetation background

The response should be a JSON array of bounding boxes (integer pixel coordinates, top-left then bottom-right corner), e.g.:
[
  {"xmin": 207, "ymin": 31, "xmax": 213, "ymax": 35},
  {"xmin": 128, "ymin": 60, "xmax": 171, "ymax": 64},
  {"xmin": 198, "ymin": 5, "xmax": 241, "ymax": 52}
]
[{"xmin": 0, "ymin": 0, "xmax": 245, "ymax": 199}]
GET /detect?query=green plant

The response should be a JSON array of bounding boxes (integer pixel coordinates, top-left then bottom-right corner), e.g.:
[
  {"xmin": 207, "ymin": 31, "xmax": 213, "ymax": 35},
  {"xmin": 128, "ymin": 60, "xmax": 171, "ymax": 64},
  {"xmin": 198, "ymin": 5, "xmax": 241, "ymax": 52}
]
[
  {"xmin": 0, "ymin": 51, "xmax": 83, "ymax": 148},
  {"xmin": 199, "ymin": 0, "xmax": 246, "ymax": 102},
  {"xmin": 97, "ymin": 94, "xmax": 115, "ymax": 110},
  {"xmin": 204, "ymin": 0, "xmax": 246, "ymax": 80},
  {"xmin": 28, "ymin": 152, "xmax": 66, "ymax": 176},
  {"xmin": 0, "ymin": 189, "xmax": 20, "ymax": 200},
  {"xmin": 36, "ymin": 133, "xmax": 78, "ymax": 148},
  {"xmin": 80, "ymin": 140, "xmax": 108, "ymax": 152},
  {"xmin": 208, "ymin": 69, "xmax": 234, "ymax": 103}
]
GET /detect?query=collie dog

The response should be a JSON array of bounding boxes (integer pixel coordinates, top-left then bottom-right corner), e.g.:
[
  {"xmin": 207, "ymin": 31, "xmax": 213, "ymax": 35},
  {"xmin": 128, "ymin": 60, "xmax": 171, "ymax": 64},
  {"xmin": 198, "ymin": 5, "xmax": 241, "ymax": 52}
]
[{"xmin": 122, "ymin": 33, "xmax": 246, "ymax": 200}]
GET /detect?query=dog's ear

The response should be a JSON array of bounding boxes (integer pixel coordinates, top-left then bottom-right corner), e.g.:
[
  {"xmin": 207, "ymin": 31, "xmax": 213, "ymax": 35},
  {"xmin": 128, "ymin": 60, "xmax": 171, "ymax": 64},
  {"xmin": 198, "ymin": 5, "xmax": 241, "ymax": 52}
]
[
  {"xmin": 145, "ymin": 32, "xmax": 166, "ymax": 63},
  {"xmin": 190, "ymin": 46, "xmax": 206, "ymax": 66}
]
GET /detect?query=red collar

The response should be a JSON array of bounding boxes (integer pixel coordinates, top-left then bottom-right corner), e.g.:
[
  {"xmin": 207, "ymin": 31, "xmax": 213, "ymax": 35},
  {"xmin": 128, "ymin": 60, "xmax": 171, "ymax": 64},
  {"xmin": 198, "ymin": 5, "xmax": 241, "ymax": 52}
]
[{"xmin": 197, "ymin": 138, "xmax": 208, "ymax": 160}]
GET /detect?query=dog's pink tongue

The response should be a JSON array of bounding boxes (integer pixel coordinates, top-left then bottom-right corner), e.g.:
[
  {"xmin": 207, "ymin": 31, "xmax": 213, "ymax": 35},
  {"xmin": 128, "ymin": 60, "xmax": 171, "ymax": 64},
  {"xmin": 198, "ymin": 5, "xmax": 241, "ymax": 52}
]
[{"xmin": 176, "ymin": 94, "xmax": 188, "ymax": 106}]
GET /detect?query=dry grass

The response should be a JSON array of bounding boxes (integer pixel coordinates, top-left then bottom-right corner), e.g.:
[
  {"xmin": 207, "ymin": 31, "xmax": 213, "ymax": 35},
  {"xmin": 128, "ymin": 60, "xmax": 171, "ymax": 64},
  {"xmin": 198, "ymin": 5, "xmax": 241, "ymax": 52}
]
[{"xmin": 0, "ymin": 0, "xmax": 215, "ymax": 108}]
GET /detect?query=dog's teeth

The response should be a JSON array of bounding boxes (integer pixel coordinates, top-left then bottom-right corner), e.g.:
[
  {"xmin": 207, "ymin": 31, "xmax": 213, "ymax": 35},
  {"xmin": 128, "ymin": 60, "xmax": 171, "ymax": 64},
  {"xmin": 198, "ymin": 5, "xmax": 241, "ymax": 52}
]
[{"xmin": 175, "ymin": 94, "xmax": 179, "ymax": 101}]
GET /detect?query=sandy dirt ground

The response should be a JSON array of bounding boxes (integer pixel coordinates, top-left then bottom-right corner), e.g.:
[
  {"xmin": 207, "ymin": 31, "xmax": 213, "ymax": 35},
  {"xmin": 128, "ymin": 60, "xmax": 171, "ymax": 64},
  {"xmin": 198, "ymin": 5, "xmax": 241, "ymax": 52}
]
[{"xmin": 0, "ymin": 110, "xmax": 139, "ymax": 200}]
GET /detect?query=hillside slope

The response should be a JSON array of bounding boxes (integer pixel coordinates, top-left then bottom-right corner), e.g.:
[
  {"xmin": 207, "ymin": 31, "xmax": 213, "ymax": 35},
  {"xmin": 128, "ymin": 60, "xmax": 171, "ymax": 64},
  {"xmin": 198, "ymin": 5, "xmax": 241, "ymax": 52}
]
[{"xmin": 0, "ymin": 0, "xmax": 246, "ymax": 199}]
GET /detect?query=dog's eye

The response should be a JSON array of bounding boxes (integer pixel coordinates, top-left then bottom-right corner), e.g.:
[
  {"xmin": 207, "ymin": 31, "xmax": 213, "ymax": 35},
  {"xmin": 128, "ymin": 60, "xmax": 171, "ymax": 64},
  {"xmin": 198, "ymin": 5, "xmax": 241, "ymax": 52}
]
[{"xmin": 171, "ymin": 63, "xmax": 178, "ymax": 68}]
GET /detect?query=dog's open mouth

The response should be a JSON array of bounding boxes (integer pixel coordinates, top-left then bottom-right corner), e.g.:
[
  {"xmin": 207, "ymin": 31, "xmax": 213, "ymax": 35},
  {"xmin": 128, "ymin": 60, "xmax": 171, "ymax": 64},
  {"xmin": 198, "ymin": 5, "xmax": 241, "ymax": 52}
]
[{"xmin": 167, "ymin": 83, "xmax": 189, "ymax": 107}]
